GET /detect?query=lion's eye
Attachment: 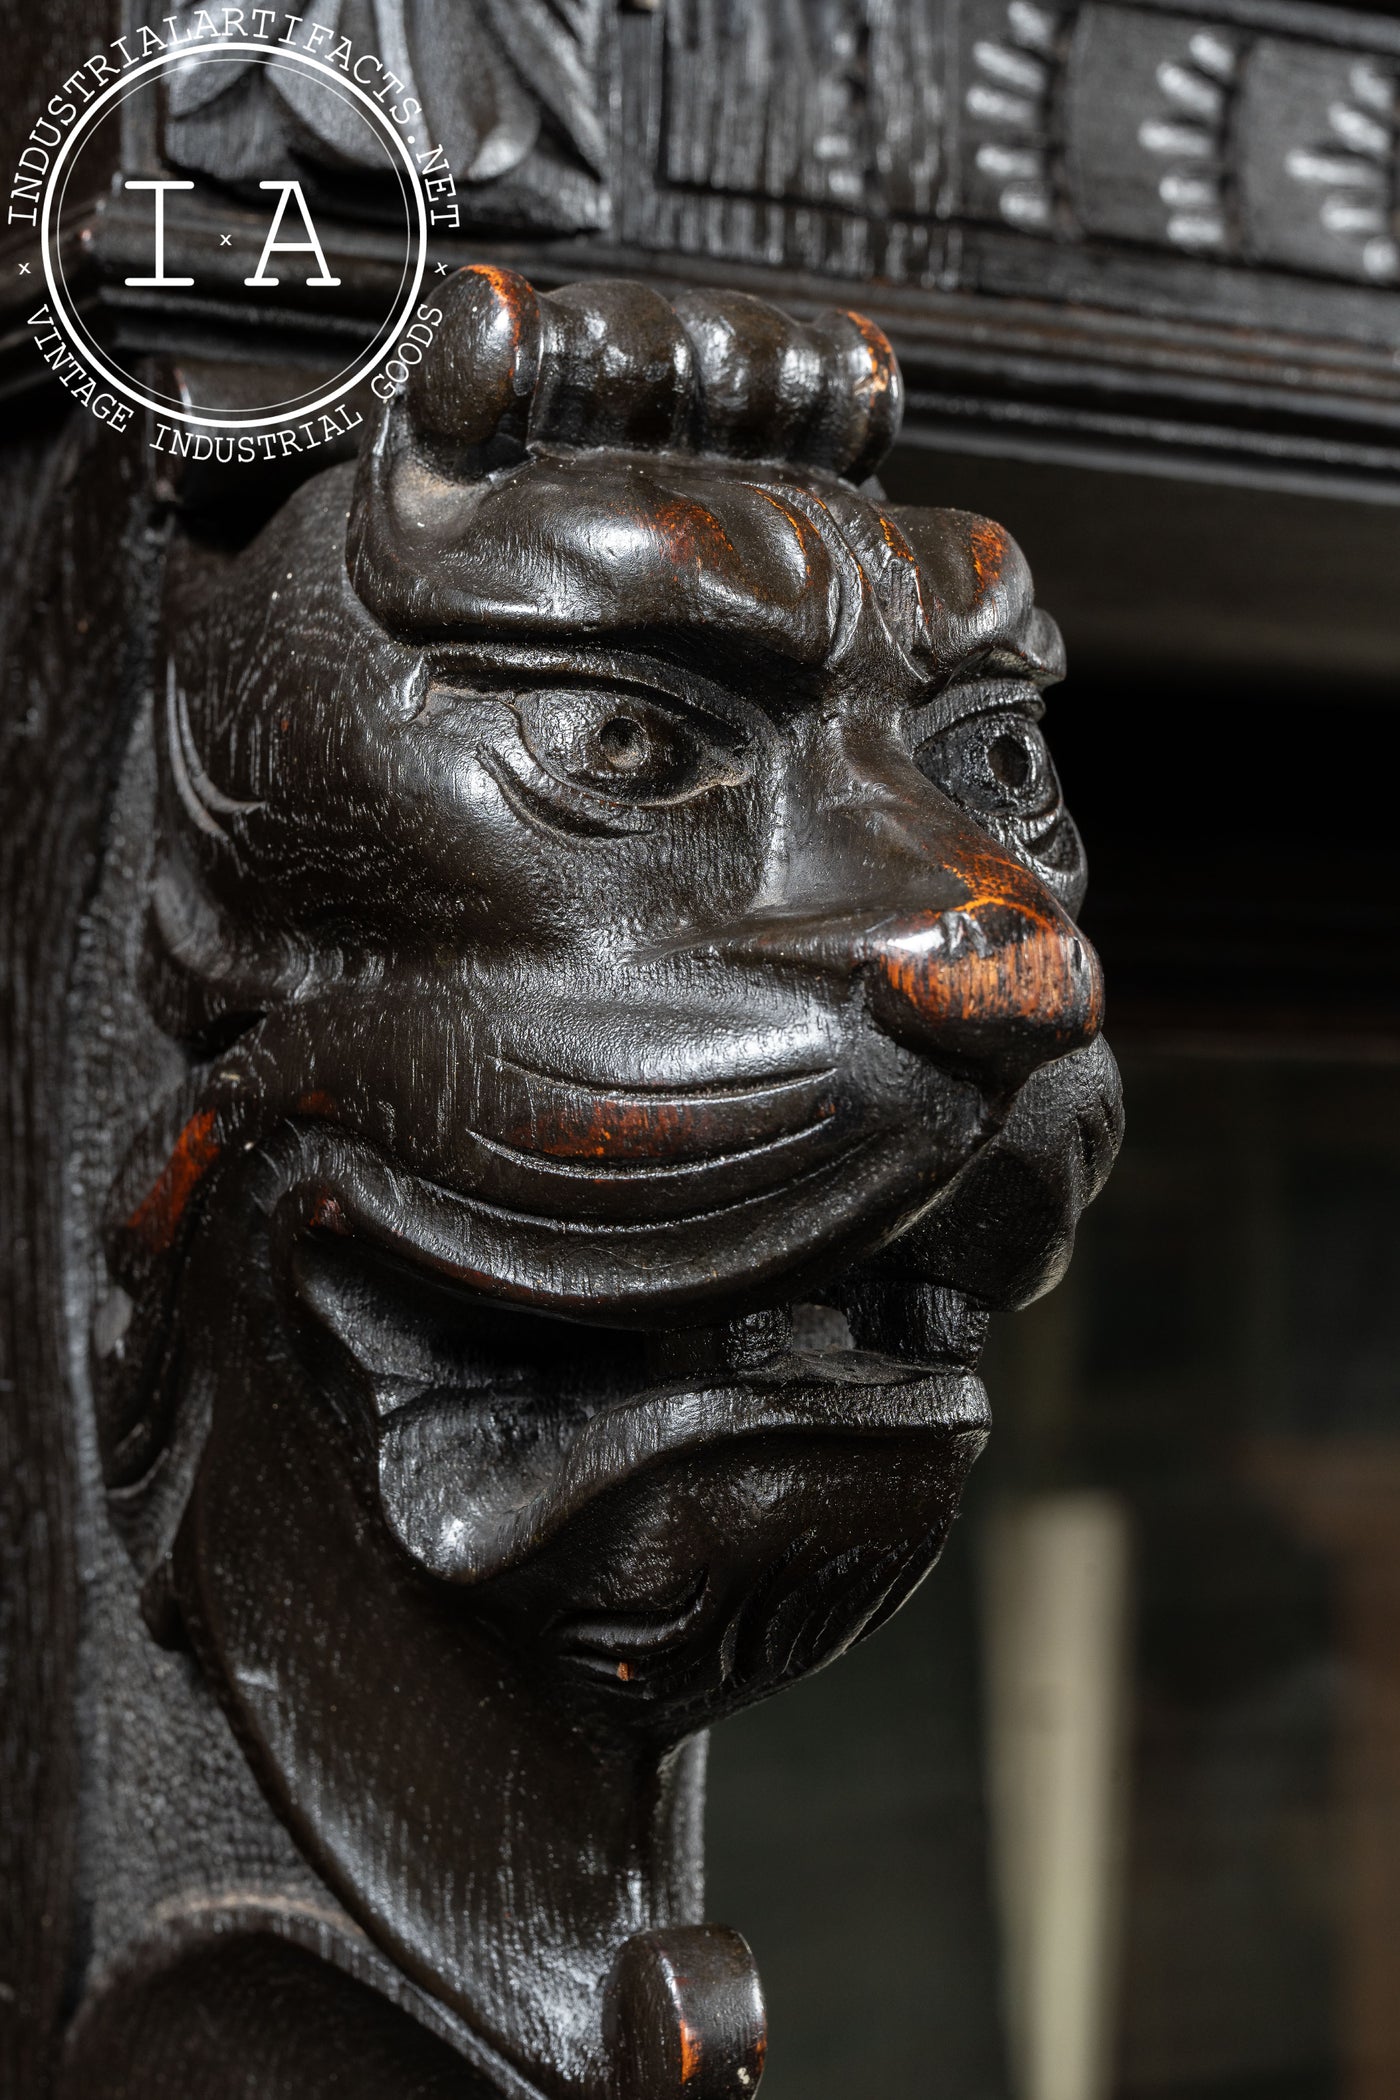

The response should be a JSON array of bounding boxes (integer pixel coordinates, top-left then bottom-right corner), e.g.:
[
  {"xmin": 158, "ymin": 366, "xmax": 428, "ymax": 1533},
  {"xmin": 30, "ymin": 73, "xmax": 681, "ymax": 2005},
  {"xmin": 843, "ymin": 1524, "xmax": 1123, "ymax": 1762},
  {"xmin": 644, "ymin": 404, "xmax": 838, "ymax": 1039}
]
[
  {"xmin": 917, "ymin": 709, "xmax": 1058, "ymax": 821},
  {"xmin": 513, "ymin": 687, "xmax": 742, "ymax": 805},
  {"xmin": 988, "ymin": 727, "xmax": 1032, "ymax": 789},
  {"xmin": 596, "ymin": 713, "xmax": 650, "ymax": 772},
  {"xmin": 911, "ymin": 680, "xmax": 1086, "ymax": 912}
]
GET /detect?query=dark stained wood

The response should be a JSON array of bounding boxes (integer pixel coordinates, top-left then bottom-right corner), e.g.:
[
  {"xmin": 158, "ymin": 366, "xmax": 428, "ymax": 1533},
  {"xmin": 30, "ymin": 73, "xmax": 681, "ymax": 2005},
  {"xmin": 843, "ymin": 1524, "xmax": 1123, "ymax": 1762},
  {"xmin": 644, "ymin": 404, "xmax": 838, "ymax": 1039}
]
[
  {"xmin": 12, "ymin": 5, "xmax": 1398, "ymax": 2096},
  {"xmin": 8, "ymin": 0, "xmax": 1391, "ymax": 2083},
  {"xmin": 0, "ymin": 409, "xmax": 145, "ymax": 2096},
  {"xmin": 1, "ymin": 254, "xmax": 1121, "ymax": 2095}
]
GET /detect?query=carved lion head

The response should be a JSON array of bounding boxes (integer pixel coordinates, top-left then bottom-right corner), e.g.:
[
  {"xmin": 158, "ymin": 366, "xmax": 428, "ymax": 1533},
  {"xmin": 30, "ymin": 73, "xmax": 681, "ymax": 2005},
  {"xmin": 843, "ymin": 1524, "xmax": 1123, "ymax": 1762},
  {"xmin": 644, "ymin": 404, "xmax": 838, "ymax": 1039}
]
[{"xmin": 90, "ymin": 268, "xmax": 1120, "ymax": 2085}]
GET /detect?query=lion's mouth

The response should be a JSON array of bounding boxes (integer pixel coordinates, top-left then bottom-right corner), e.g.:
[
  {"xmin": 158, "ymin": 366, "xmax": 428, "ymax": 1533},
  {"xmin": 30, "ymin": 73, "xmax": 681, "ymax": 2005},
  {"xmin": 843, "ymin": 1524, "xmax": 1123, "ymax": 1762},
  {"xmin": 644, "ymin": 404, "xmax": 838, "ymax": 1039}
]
[
  {"xmin": 296, "ymin": 1223, "xmax": 989, "ymax": 1660},
  {"xmin": 277, "ymin": 1050, "xmax": 1112, "ymax": 1685},
  {"xmin": 372, "ymin": 1301, "xmax": 988, "ymax": 1583},
  {"xmin": 192, "ymin": 1033, "xmax": 1112, "ymax": 1720},
  {"xmin": 299, "ymin": 1217, "xmax": 990, "ymax": 1720}
]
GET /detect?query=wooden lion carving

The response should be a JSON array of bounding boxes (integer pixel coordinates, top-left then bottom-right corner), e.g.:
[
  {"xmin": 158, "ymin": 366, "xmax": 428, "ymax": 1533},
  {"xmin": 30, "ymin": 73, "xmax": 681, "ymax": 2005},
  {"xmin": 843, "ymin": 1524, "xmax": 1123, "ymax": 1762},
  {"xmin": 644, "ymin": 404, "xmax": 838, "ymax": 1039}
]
[{"xmin": 12, "ymin": 269, "xmax": 1121, "ymax": 2098}]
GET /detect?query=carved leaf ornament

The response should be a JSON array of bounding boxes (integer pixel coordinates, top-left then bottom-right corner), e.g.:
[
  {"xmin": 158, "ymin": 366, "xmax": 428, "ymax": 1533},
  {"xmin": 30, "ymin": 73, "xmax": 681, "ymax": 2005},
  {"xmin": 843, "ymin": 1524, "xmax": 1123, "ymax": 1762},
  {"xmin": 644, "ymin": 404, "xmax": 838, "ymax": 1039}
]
[{"xmin": 163, "ymin": 0, "xmax": 609, "ymax": 225}]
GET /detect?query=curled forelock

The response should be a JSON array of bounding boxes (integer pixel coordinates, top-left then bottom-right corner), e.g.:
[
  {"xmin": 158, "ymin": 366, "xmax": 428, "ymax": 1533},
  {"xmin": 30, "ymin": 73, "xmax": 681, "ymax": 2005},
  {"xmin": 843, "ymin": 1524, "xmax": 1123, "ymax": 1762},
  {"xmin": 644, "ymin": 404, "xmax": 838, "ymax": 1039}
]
[
  {"xmin": 397, "ymin": 265, "xmax": 903, "ymax": 481},
  {"xmin": 343, "ymin": 268, "xmax": 1055, "ymax": 684}
]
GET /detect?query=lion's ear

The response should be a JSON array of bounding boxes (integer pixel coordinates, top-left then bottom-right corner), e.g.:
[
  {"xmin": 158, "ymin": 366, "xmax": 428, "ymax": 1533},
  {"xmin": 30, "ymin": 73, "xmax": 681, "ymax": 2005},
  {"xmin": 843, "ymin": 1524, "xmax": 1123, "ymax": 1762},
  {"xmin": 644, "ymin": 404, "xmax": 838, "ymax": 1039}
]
[{"xmin": 889, "ymin": 504, "xmax": 1067, "ymax": 684}]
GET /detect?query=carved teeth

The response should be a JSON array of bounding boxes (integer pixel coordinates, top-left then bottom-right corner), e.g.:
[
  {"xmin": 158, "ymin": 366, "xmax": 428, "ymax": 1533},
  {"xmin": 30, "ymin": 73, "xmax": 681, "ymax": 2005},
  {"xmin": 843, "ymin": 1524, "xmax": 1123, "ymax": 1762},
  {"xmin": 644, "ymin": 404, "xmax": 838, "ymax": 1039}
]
[
  {"xmin": 832, "ymin": 1279, "xmax": 990, "ymax": 1369},
  {"xmin": 644, "ymin": 1308, "xmax": 794, "ymax": 1383},
  {"xmin": 642, "ymin": 1282, "xmax": 987, "ymax": 1385}
]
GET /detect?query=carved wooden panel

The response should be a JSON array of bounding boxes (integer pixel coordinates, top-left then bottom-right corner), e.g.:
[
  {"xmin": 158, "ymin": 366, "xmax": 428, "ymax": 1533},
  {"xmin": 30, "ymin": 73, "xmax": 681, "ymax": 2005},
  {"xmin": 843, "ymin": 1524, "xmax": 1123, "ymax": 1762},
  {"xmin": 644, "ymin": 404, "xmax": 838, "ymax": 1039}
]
[
  {"xmin": 3, "ymin": 0, "xmax": 1396, "ymax": 492},
  {"xmin": 629, "ymin": 0, "xmax": 1400, "ymax": 297}
]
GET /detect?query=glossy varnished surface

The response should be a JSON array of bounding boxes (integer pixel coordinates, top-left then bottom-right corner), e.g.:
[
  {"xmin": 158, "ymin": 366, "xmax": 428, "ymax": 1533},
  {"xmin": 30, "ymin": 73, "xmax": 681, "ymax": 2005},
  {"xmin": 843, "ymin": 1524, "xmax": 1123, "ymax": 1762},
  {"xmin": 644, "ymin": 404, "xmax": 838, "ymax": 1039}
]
[{"xmin": 7, "ymin": 266, "xmax": 1118, "ymax": 2099}]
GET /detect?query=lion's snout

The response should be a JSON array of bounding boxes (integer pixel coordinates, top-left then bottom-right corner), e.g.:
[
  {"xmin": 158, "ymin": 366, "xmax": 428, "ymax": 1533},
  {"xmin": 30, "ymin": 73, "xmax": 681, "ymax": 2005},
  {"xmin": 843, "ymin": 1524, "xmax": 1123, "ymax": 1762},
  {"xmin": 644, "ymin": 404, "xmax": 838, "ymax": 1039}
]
[
  {"xmin": 860, "ymin": 899, "xmax": 1103, "ymax": 1090},
  {"xmin": 700, "ymin": 884, "xmax": 1101, "ymax": 1098}
]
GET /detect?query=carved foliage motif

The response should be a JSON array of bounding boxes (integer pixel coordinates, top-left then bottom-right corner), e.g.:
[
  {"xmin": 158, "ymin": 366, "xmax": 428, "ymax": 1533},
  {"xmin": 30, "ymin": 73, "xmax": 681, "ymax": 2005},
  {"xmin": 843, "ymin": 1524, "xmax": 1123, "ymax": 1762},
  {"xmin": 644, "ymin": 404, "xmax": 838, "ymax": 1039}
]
[
  {"xmin": 149, "ymin": 0, "xmax": 1400, "ymax": 292},
  {"xmin": 161, "ymin": 0, "xmax": 612, "ymax": 231}
]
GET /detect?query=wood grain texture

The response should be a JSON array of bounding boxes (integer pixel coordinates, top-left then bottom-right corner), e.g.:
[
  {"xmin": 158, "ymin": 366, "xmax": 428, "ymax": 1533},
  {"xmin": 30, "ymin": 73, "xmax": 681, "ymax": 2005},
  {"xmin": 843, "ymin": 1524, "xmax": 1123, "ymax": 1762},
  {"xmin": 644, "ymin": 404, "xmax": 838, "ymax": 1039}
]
[{"xmin": 0, "ymin": 409, "xmax": 144, "ymax": 2098}]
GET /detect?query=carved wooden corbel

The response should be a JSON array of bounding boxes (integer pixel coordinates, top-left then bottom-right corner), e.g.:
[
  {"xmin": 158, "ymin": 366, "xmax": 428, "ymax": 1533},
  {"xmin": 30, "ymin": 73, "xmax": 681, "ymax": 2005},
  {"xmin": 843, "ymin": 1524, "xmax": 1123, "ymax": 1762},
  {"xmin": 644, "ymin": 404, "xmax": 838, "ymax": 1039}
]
[{"xmin": 5, "ymin": 264, "xmax": 1119, "ymax": 2098}]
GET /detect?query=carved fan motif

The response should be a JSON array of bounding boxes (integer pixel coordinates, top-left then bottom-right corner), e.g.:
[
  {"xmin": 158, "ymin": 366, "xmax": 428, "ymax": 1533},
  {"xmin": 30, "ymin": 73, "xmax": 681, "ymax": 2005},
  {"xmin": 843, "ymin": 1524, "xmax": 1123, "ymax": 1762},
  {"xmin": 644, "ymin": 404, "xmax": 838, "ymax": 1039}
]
[
  {"xmin": 1284, "ymin": 57, "xmax": 1399, "ymax": 282},
  {"xmin": 962, "ymin": 0, "xmax": 1063, "ymax": 232}
]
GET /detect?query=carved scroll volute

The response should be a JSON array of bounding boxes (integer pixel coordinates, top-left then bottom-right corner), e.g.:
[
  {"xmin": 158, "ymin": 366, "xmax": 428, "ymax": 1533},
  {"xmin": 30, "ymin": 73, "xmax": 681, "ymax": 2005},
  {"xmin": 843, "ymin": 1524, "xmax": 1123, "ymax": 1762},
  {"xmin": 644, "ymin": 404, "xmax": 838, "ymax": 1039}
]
[
  {"xmin": 71, "ymin": 265, "xmax": 1120, "ymax": 2097},
  {"xmin": 606, "ymin": 1928, "xmax": 767, "ymax": 2099}
]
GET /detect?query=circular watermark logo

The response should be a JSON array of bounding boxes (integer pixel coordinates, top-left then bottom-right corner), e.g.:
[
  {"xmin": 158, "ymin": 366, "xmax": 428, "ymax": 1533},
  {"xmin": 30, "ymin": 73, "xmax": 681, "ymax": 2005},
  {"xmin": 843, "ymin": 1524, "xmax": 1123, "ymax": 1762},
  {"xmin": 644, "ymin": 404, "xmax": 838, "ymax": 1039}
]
[{"xmin": 9, "ymin": 11, "xmax": 458, "ymax": 461}]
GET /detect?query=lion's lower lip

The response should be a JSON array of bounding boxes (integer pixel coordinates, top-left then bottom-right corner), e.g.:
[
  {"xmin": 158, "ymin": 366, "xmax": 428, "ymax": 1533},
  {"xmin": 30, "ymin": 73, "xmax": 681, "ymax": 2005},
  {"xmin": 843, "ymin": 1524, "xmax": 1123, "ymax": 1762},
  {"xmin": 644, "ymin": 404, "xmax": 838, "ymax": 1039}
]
[{"xmin": 375, "ymin": 1342, "xmax": 989, "ymax": 1585}]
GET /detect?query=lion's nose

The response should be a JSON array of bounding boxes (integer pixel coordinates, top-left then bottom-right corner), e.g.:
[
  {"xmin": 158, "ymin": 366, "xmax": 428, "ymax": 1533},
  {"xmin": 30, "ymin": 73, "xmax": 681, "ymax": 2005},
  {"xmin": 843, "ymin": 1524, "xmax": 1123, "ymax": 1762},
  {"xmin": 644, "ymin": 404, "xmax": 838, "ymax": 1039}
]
[
  {"xmin": 854, "ymin": 895, "xmax": 1103, "ymax": 1091},
  {"xmin": 704, "ymin": 871, "xmax": 1102, "ymax": 1096}
]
